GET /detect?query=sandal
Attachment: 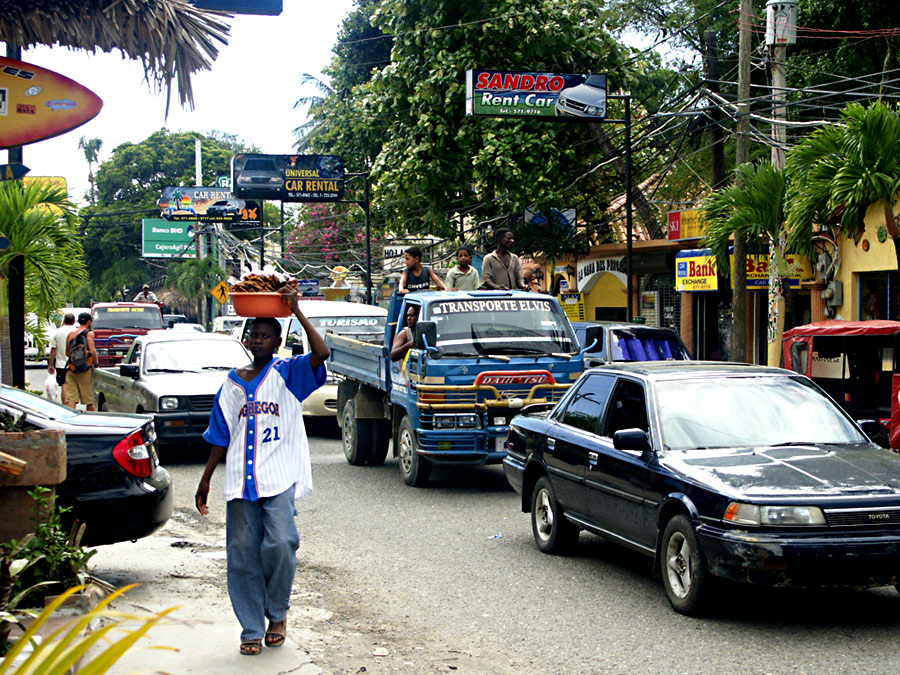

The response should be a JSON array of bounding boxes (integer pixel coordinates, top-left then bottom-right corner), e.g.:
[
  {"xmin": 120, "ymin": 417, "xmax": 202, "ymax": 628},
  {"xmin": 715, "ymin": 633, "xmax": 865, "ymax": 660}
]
[
  {"xmin": 240, "ymin": 639, "xmax": 262, "ymax": 656},
  {"xmin": 264, "ymin": 620, "xmax": 286, "ymax": 648}
]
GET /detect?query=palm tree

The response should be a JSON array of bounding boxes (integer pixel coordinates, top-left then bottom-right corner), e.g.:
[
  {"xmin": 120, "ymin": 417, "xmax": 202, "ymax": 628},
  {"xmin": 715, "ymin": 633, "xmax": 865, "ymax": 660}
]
[
  {"xmin": 78, "ymin": 137, "xmax": 103, "ymax": 204},
  {"xmin": 293, "ymin": 73, "xmax": 338, "ymax": 150},
  {"xmin": 0, "ymin": 180, "xmax": 87, "ymax": 385},
  {"xmin": 786, "ymin": 101, "xmax": 900, "ymax": 288},
  {"xmin": 167, "ymin": 257, "xmax": 225, "ymax": 327},
  {"xmin": 701, "ymin": 162, "xmax": 789, "ymax": 366}
]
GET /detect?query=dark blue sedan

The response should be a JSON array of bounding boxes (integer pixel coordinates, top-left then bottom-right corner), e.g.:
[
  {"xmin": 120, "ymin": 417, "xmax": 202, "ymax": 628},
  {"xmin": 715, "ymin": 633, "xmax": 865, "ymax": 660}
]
[{"xmin": 503, "ymin": 362, "xmax": 900, "ymax": 614}]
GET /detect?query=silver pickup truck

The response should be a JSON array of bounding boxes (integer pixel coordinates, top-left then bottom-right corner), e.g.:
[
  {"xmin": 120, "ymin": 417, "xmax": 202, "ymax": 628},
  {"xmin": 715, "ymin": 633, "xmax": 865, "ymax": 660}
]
[{"xmin": 93, "ymin": 331, "xmax": 250, "ymax": 445}]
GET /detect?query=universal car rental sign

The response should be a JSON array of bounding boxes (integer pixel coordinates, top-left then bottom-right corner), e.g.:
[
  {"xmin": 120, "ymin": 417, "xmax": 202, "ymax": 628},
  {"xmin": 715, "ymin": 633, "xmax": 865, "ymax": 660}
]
[{"xmin": 465, "ymin": 70, "xmax": 607, "ymax": 119}]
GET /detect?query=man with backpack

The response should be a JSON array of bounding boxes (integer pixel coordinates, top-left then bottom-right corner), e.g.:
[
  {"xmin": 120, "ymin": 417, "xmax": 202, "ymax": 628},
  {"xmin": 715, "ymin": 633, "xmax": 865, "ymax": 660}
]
[{"xmin": 65, "ymin": 312, "xmax": 99, "ymax": 410}]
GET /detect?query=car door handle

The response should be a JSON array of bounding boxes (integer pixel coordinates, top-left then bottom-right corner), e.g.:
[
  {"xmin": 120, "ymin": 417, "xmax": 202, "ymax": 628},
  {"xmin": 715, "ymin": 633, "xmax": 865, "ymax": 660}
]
[
  {"xmin": 588, "ymin": 451, "xmax": 600, "ymax": 470},
  {"xmin": 547, "ymin": 438, "xmax": 556, "ymax": 450}
]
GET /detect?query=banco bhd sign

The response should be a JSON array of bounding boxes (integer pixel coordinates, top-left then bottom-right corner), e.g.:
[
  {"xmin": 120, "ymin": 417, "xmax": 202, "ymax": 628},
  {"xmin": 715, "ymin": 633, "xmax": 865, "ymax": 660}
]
[{"xmin": 142, "ymin": 218, "xmax": 197, "ymax": 258}]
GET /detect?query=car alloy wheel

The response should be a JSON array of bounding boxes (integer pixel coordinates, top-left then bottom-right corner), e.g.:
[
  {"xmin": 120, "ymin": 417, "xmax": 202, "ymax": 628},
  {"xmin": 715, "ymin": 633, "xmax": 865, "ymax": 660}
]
[
  {"xmin": 530, "ymin": 476, "xmax": 577, "ymax": 554},
  {"xmin": 665, "ymin": 531, "xmax": 693, "ymax": 599}
]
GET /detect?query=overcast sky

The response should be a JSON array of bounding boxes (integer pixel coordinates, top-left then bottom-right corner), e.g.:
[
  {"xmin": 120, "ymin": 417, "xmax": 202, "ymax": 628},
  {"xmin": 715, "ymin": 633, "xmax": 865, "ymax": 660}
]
[{"xmin": 3, "ymin": 1, "xmax": 355, "ymax": 204}]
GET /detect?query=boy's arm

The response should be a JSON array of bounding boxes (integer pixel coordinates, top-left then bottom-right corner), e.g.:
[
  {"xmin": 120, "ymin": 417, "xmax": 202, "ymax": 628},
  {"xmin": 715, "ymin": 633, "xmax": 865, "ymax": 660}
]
[
  {"xmin": 399, "ymin": 269, "xmax": 409, "ymax": 295},
  {"xmin": 48, "ymin": 345, "xmax": 58, "ymax": 374},
  {"xmin": 196, "ymin": 445, "xmax": 226, "ymax": 515},
  {"xmin": 430, "ymin": 268, "xmax": 446, "ymax": 291},
  {"xmin": 281, "ymin": 287, "xmax": 330, "ymax": 370}
]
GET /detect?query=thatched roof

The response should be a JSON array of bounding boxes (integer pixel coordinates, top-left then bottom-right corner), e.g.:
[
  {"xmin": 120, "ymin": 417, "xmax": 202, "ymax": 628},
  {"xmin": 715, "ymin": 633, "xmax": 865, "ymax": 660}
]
[{"xmin": 0, "ymin": 0, "xmax": 232, "ymax": 113}]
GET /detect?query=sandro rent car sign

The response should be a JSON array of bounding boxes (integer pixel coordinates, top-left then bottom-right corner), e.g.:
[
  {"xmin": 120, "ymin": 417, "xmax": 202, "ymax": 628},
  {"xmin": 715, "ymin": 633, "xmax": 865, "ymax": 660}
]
[{"xmin": 465, "ymin": 70, "xmax": 607, "ymax": 119}]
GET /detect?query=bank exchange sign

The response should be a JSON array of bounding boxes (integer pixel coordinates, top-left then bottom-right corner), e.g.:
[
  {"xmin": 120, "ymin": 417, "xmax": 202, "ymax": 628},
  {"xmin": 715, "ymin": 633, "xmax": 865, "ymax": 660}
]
[
  {"xmin": 465, "ymin": 70, "xmax": 607, "ymax": 120},
  {"xmin": 142, "ymin": 218, "xmax": 196, "ymax": 259}
]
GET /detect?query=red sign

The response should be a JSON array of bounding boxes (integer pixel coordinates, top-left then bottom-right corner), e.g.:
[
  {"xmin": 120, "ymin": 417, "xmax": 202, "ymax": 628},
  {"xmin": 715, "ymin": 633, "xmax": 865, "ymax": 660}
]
[
  {"xmin": 475, "ymin": 370, "xmax": 557, "ymax": 387},
  {"xmin": 0, "ymin": 57, "xmax": 103, "ymax": 149}
]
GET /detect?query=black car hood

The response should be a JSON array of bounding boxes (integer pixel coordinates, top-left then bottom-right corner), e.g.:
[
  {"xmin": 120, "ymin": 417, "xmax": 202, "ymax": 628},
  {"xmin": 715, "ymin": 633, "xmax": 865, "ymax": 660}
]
[{"xmin": 665, "ymin": 444, "xmax": 900, "ymax": 498}]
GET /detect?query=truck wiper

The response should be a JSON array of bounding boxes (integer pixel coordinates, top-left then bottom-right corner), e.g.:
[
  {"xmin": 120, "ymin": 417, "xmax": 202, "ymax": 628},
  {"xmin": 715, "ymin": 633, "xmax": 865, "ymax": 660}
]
[
  {"xmin": 145, "ymin": 368, "xmax": 196, "ymax": 373},
  {"xmin": 201, "ymin": 366, "xmax": 233, "ymax": 371}
]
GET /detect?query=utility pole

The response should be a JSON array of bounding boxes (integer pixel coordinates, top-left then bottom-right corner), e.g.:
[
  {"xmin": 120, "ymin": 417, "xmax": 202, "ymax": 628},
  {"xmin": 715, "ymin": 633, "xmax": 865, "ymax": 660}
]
[
  {"xmin": 704, "ymin": 31, "xmax": 727, "ymax": 190},
  {"xmin": 5, "ymin": 41, "xmax": 25, "ymax": 388},
  {"xmin": 732, "ymin": 0, "xmax": 753, "ymax": 364},
  {"xmin": 765, "ymin": 0, "xmax": 798, "ymax": 366}
]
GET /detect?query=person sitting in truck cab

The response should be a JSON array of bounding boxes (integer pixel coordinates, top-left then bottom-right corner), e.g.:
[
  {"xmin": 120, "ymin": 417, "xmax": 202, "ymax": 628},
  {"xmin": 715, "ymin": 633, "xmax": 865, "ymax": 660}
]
[{"xmin": 391, "ymin": 305, "xmax": 420, "ymax": 362}]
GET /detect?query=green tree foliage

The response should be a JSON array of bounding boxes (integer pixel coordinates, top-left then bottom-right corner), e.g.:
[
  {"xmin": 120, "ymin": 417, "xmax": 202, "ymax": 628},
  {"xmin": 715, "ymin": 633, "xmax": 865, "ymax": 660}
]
[
  {"xmin": 299, "ymin": 0, "xmax": 656, "ymax": 239},
  {"xmin": 167, "ymin": 256, "xmax": 225, "ymax": 324},
  {"xmin": 80, "ymin": 130, "xmax": 251, "ymax": 302}
]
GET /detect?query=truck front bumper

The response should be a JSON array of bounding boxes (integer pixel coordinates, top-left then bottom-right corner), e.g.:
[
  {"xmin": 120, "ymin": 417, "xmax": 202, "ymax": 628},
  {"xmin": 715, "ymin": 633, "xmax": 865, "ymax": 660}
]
[
  {"xmin": 416, "ymin": 427, "xmax": 507, "ymax": 466},
  {"xmin": 153, "ymin": 411, "xmax": 211, "ymax": 444}
]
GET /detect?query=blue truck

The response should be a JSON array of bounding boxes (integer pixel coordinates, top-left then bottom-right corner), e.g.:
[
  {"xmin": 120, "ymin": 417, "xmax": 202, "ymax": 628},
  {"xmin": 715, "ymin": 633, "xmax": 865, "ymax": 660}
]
[{"xmin": 326, "ymin": 290, "xmax": 599, "ymax": 486}]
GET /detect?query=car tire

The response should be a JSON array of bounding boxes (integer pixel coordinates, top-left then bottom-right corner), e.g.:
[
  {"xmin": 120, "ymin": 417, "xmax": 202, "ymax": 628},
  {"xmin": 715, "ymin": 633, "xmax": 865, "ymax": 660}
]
[
  {"xmin": 661, "ymin": 514, "xmax": 711, "ymax": 615},
  {"xmin": 397, "ymin": 416, "xmax": 430, "ymax": 487},
  {"xmin": 341, "ymin": 400, "xmax": 372, "ymax": 466},
  {"xmin": 531, "ymin": 475, "xmax": 578, "ymax": 554},
  {"xmin": 369, "ymin": 419, "xmax": 390, "ymax": 466}
]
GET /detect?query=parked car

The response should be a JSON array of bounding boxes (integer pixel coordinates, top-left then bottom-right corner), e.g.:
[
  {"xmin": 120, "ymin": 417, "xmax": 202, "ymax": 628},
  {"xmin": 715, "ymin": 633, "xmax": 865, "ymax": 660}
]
[
  {"xmin": 170, "ymin": 323, "xmax": 206, "ymax": 332},
  {"xmin": 0, "ymin": 385, "xmax": 172, "ymax": 546},
  {"xmin": 571, "ymin": 321, "xmax": 691, "ymax": 363},
  {"xmin": 164, "ymin": 313, "xmax": 188, "ymax": 327},
  {"xmin": 94, "ymin": 331, "xmax": 250, "ymax": 444},
  {"xmin": 504, "ymin": 361, "xmax": 900, "ymax": 615},
  {"xmin": 555, "ymin": 74, "xmax": 607, "ymax": 117}
]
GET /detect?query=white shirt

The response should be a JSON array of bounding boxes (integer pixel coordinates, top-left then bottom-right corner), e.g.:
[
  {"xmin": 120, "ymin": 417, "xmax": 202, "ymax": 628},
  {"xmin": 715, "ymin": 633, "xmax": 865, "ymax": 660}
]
[
  {"xmin": 52, "ymin": 325, "xmax": 75, "ymax": 368},
  {"xmin": 203, "ymin": 354, "xmax": 326, "ymax": 502}
]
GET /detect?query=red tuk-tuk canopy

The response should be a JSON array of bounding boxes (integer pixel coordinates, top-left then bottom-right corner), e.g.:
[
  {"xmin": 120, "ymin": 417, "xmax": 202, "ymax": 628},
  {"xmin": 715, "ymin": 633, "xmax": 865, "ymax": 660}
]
[{"xmin": 783, "ymin": 320, "xmax": 900, "ymax": 339}]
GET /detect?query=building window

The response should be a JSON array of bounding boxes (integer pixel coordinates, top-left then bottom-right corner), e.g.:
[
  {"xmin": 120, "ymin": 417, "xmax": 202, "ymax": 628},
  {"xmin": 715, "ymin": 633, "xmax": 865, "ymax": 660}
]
[{"xmin": 859, "ymin": 272, "xmax": 896, "ymax": 321}]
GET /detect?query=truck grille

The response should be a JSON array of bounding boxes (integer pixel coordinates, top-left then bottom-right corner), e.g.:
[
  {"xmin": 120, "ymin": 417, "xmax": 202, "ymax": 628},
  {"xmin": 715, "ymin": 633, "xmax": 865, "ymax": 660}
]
[
  {"xmin": 187, "ymin": 395, "xmax": 216, "ymax": 412},
  {"xmin": 824, "ymin": 507, "xmax": 900, "ymax": 527}
]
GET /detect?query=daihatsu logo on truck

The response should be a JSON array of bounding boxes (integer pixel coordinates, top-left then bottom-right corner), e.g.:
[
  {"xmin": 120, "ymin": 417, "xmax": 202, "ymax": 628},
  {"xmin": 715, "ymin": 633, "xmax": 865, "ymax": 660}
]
[{"xmin": 475, "ymin": 371, "xmax": 556, "ymax": 386}]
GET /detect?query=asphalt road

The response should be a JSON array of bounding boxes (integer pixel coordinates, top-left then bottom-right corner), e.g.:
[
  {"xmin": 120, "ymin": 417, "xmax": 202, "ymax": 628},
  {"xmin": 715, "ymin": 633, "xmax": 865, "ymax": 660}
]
[{"xmin": 24, "ymin": 366, "xmax": 900, "ymax": 673}]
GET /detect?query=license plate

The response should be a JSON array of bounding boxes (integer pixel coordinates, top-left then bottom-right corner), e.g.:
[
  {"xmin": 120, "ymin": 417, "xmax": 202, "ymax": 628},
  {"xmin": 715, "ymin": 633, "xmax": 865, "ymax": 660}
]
[{"xmin": 495, "ymin": 436, "xmax": 506, "ymax": 453}]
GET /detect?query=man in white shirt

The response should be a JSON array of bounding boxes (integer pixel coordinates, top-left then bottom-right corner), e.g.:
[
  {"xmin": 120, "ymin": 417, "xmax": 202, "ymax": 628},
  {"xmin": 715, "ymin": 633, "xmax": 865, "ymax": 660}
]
[
  {"xmin": 195, "ymin": 287, "xmax": 329, "ymax": 656},
  {"xmin": 47, "ymin": 313, "xmax": 76, "ymax": 402},
  {"xmin": 133, "ymin": 284, "xmax": 159, "ymax": 303}
]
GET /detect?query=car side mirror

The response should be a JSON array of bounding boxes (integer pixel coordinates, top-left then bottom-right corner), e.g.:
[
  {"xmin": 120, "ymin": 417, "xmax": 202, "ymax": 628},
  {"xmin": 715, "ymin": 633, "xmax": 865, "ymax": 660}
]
[
  {"xmin": 291, "ymin": 342, "xmax": 304, "ymax": 356},
  {"xmin": 415, "ymin": 321, "xmax": 438, "ymax": 353},
  {"xmin": 857, "ymin": 419, "xmax": 883, "ymax": 439},
  {"xmin": 120, "ymin": 363, "xmax": 139, "ymax": 379},
  {"xmin": 583, "ymin": 326, "xmax": 603, "ymax": 354},
  {"xmin": 613, "ymin": 428, "xmax": 651, "ymax": 452}
]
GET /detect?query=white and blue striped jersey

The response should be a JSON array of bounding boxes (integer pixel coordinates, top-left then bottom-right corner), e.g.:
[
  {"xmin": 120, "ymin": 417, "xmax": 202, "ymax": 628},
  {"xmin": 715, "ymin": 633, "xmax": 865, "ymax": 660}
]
[{"xmin": 203, "ymin": 354, "xmax": 326, "ymax": 502}]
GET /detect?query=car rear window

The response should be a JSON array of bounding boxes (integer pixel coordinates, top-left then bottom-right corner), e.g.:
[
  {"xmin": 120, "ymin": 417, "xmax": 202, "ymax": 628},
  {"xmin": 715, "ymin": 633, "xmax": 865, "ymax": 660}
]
[{"xmin": 93, "ymin": 307, "xmax": 164, "ymax": 330}]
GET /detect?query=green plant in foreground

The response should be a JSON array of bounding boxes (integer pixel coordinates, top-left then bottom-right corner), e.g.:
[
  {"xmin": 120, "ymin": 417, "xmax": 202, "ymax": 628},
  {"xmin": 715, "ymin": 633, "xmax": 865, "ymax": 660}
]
[
  {"xmin": 0, "ymin": 536, "xmax": 54, "ymax": 657},
  {"xmin": 0, "ymin": 584, "xmax": 177, "ymax": 674}
]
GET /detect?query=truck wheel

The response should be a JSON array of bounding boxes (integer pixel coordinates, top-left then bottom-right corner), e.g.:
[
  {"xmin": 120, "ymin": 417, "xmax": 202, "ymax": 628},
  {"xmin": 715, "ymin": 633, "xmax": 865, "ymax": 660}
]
[
  {"xmin": 531, "ymin": 476, "xmax": 578, "ymax": 554},
  {"xmin": 341, "ymin": 400, "xmax": 372, "ymax": 466},
  {"xmin": 369, "ymin": 419, "xmax": 391, "ymax": 466},
  {"xmin": 397, "ymin": 416, "xmax": 430, "ymax": 487},
  {"xmin": 660, "ymin": 515, "xmax": 711, "ymax": 615}
]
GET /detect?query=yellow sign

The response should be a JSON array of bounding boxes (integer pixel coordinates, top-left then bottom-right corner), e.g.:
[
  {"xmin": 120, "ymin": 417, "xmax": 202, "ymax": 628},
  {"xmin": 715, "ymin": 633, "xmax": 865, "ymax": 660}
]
[
  {"xmin": 668, "ymin": 208, "xmax": 704, "ymax": 240},
  {"xmin": 675, "ymin": 251, "xmax": 718, "ymax": 291},
  {"xmin": 729, "ymin": 252, "xmax": 814, "ymax": 289},
  {"xmin": 211, "ymin": 281, "xmax": 230, "ymax": 304},
  {"xmin": 559, "ymin": 292, "xmax": 585, "ymax": 321}
]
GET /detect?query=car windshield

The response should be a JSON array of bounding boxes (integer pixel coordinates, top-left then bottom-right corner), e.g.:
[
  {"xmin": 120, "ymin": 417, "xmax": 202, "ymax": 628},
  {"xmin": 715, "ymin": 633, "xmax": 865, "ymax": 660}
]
[
  {"xmin": 655, "ymin": 375, "xmax": 867, "ymax": 450},
  {"xmin": 94, "ymin": 307, "xmax": 164, "ymax": 330},
  {"xmin": 609, "ymin": 329, "xmax": 690, "ymax": 361},
  {"xmin": 143, "ymin": 340, "xmax": 248, "ymax": 373},
  {"xmin": 429, "ymin": 298, "xmax": 577, "ymax": 356},
  {"xmin": 244, "ymin": 159, "xmax": 275, "ymax": 171},
  {"xmin": 584, "ymin": 74, "xmax": 605, "ymax": 88},
  {"xmin": 0, "ymin": 384, "xmax": 80, "ymax": 420}
]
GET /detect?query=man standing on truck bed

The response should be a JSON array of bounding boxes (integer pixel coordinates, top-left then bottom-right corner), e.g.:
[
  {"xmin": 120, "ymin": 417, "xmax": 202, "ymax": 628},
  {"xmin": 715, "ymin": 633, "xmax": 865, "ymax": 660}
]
[
  {"xmin": 133, "ymin": 284, "xmax": 159, "ymax": 303},
  {"xmin": 195, "ymin": 287, "xmax": 329, "ymax": 657},
  {"xmin": 481, "ymin": 229, "xmax": 527, "ymax": 291}
]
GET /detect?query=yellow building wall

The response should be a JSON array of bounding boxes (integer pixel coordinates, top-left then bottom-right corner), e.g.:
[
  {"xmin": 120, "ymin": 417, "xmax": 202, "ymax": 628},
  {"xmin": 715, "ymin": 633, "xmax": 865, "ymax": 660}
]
[
  {"xmin": 583, "ymin": 272, "xmax": 627, "ymax": 320},
  {"xmin": 834, "ymin": 205, "xmax": 898, "ymax": 320}
]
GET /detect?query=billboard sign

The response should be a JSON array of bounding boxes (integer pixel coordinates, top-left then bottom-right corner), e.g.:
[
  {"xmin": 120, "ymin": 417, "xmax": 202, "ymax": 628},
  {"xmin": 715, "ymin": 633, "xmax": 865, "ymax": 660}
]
[
  {"xmin": 0, "ymin": 57, "xmax": 103, "ymax": 149},
  {"xmin": 157, "ymin": 187, "xmax": 260, "ymax": 224},
  {"xmin": 465, "ymin": 70, "xmax": 606, "ymax": 119},
  {"xmin": 142, "ymin": 219, "xmax": 197, "ymax": 258},
  {"xmin": 231, "ymin": 154, "xmax": 344, "ymax": 202},
  {"xmin": 668, "ymin": 208, "xmax": 704, "ymax": 240}
]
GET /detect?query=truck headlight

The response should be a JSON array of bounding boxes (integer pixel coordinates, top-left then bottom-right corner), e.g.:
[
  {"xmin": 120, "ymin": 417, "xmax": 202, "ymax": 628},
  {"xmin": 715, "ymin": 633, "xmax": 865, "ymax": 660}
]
[
  {"xmin": 457, "ymin": 414, "xmax": 479, "ymax": 428},
  {"xmin": 724, "ymin": 502, "xmax": 826, "ymax": 526},
  {"xmin": 159, "ymin": 396, "xmax": 180, "ymax": 411}
]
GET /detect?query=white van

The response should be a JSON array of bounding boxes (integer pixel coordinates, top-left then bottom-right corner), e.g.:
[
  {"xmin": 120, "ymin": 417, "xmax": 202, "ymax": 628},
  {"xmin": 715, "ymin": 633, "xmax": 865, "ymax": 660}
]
[
  {"xmin": 240, "ymin": 300, "xmax": 388, "ymax": 419},
  {"xmin": 212, "ymin": 315, "xmax": 246, "ymax": 336}
]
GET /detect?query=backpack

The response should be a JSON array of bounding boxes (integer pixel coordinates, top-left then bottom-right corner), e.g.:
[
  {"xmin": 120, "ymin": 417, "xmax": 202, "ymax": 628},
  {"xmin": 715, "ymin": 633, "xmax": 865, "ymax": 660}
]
[{"xmin": 68, "ymin": 331, "xmax": 92, "ymax": 373}]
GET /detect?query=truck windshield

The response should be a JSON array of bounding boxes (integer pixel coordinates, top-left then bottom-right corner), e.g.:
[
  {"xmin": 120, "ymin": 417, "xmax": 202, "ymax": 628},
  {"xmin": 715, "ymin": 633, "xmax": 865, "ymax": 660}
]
[
  {"xmin": 93, "ymin": 307, "xmax": 164, "ymax": 330},
  {"xmin": 429, "ymin": 298, "xmax": 576, "ymax": 356}
]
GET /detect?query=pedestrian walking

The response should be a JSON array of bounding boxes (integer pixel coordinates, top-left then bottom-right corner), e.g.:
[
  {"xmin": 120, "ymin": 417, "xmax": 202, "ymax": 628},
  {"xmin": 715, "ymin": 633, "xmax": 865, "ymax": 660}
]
[
  {"xmin": 195, "ymin": 287, "xmax": 329, "ymax": 657},
  {"xmin": 65, "ymin": 313, "xmax": 98, "ymax": 410},
  {"xmin": 48, "ymin": 313, "xmax": 76, "ymax": 402},
  {"xmin": 133, "ymin": 284, "xmax": 159, "ymax": 302},
  {"xmin": 481, "ymin": 228, "xmax": 527, "ymax": 290},
  {"xmin": 445, "ymin": 246, "xmax": 481, "ymax": 291},
  {"xmin": 399, "ymin": 246, "xmax": 446, "ymax": 294}
]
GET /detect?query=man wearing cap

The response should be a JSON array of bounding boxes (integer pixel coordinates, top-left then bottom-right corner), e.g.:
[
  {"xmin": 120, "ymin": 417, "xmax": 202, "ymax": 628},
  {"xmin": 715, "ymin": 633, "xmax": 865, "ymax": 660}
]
[{"xmin": 133, "ymin": 284, "xmax": 159, "ymax": 303}]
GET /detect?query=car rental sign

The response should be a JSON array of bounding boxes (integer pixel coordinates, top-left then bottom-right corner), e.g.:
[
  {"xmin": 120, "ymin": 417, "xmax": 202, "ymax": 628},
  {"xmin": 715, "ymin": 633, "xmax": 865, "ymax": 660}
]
[
  {"xmin": 157, "ymin": 187, "xmax": 260, "ymax": 224},
  {"xmin": 231, "ymin": 154, "xmax": 344, "ymax": 202},
  {"xmin": 465, "ymin": 70, "xmax": 607, "ymax": 119}
]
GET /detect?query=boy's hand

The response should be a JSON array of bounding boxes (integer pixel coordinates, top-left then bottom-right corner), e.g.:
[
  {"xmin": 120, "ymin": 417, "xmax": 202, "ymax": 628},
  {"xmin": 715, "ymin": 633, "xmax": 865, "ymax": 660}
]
[
  {"xmin": 280, "ymin": 286, "xmax": 300, "ymax": 313},
  {"xmin": 195, "ymin": 479, "xmax": 210, "ymax": 515}
]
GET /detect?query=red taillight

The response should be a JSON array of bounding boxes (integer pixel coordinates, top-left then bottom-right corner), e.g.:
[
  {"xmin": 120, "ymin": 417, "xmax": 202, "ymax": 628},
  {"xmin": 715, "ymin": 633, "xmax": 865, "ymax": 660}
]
[{"xmin": 113, "ymin": 429, "xmax": 153, "ymax": 478}]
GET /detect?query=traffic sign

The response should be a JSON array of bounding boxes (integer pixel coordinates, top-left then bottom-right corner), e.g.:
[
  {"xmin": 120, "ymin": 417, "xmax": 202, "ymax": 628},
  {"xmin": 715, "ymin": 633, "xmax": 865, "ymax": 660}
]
[
  {"xmin": 211, "ymin": 281, "xmax": 230, "ymax": 304},
  {"xmin": 0, "ymin": 164, "xmax": 29, "ymax": 181}
]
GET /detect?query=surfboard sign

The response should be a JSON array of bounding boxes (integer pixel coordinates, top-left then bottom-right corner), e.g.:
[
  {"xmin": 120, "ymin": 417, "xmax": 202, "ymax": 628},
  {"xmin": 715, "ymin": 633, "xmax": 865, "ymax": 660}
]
[{"xmin": 0, "ymin": 57, "xmax": 103, "ymax": 149}]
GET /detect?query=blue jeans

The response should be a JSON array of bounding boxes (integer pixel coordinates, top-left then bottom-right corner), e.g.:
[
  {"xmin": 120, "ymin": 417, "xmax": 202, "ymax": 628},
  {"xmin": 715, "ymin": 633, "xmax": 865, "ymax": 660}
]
[{"xmin": 226, "ymin": 486, "xmax": 299, "ymax": 641}]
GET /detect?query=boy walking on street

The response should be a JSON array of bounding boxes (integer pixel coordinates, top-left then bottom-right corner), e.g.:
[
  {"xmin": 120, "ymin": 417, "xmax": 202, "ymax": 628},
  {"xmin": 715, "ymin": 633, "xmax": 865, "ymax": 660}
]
[
  {"xmin": 445, "ymin": 247, "xmax": 481, "ymax": 291},
  {"xmin": 65, "ymin": 313, "xmax": 98, "ymax": 410},
  {"xmin": 195, "ymin": 287, "xmax": 329, "ymax": 656}
]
